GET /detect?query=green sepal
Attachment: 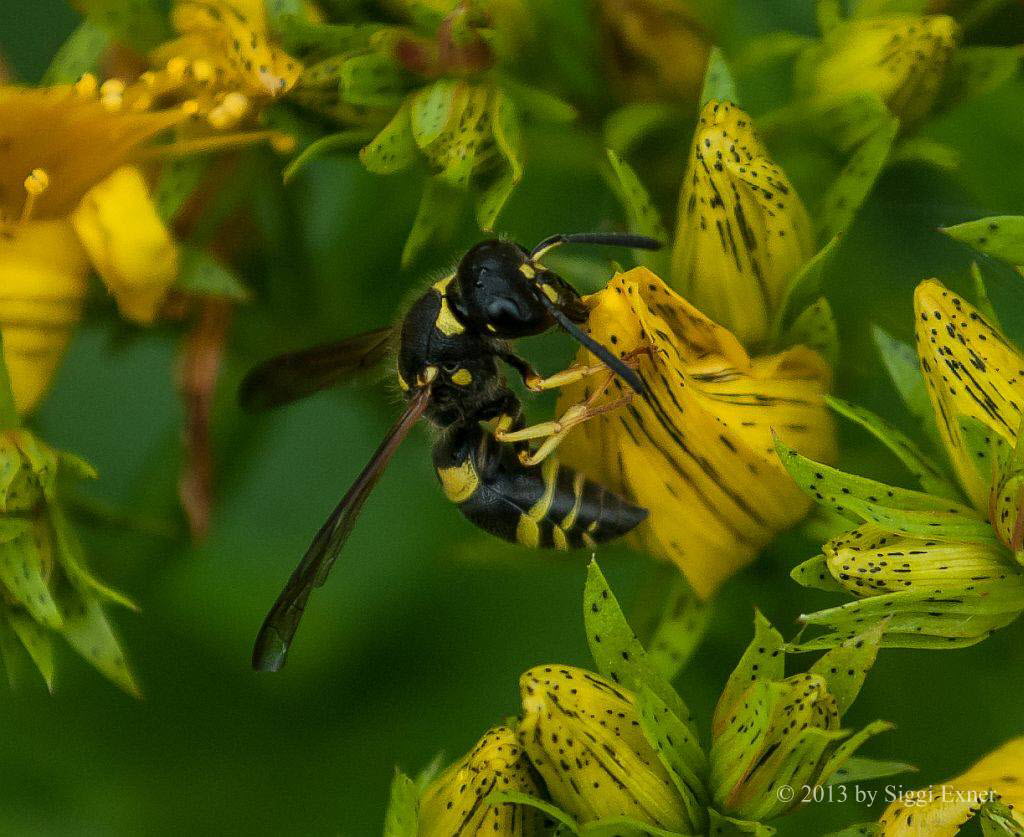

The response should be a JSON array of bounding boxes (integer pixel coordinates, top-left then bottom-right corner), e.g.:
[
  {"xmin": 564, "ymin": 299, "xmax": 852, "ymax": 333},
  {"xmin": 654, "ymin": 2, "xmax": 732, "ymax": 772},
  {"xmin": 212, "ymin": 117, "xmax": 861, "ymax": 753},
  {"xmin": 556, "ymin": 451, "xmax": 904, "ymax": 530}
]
[
  {"xmin": 604, "ymin": 103, "xmax": 678, "ymax": 157},
  {"xmin": 476, "ymin": 91, "xmax": 523, "ymax": 231},
  {"xmin": 710, "ymin": 679, "xmax": 779, "ymax": 804},
  {"xmin": 154, "ymin": 157, "xmax": 209, "ymax": 223},
  {"xmin": 476, "ymin": 169, "xmax": 516, "ymax": 232},
  {"xmin": 75, "ymin": 0, "xmax": 171, "ymax": 52},
  {"xmin": 647, "ymin": 576, "xmax": 709, "ymax": 682},
  {"xmin": 360, "ymin": 104, "xmax": 418, "ymax": 175},
  {"xmin": 889, "ymin": 137, "xmax": 960, "ymax": 171},
  {"xmin": 6, "ymin": 610, "xmax": 56, "ymax": 691},
  {"xmin": 825, "ymin": 755, "xmax": 915, "ymax": 785},
  {"xmin": 485, "ymin": 790, "xmax": 578, "ymax": 833},
  {"xmin": 382, "ymin": 768, "xmax": 418, "ymax": 837},
  {"xmin": 818, "ymin": 720, "xmax": 895, "ymax": 786},
  {"xmin": 55, "ymin": 582, "xmax": 139, "ymax": 697},
  {"xmin": 0, "ymin": 531, "xmax": 63, "ymax": 629},
  {"xmin": 706, "ymin": 808, "xmax": 776, "ymax": 835},
  {"xmin": 939, "ymin": 47, "xmax": 1022, "ymax": 113},
  {"xmin": 731, "ymin": 32, "xmax": 815, "ymax": 76},
  {"xmin": 979, "ymin": 798, "xmax": 1024, "ymax": 836},
  {"xmin": 0, "ymin": 616, "xmax": 25, "ymax": 688},
  {"xmin": 791, "ymin": 553, "xmax": 849, "ymax": 594},
  {"xmin": 818, "ymin": 104, "xmax": 898, "ymax": 240},
  {"xmin": 635, "ymin": 683, "xmax": 709, "ymax": 827},
  {"xmin": 0, "ymin": 334, "xmax": 20, "ymax": 431},
  {"xmin": 580, "ymin": 817, "xmax": 697, "ymax": 836},
  {"xmin": 781, "ymin": 297, "xmax": 839, "ymax": 365},
  {"xmin": 49, "ymin": 505, "xmax": 137, "ymax": 612},
  {"xmin": 958, "ymin": 415, "xmax": 1009, "ymax": 487},
  {"xmin": 942, "ymin": 216, "xmax": 1024, "ymax": 266},
  {"xmin": 605, "ymin": 150, "xmax": 670, "ymax": 275},
  {"xmin": 42, "ymin": 19, "xmax": 110, "ymax": 85},
  {"xmin": 410, "ymin": 80, "xmax": 464, "ymax": 149},
  {"xmin": 499, "ymin": 77, "xmax": 577, "ymax": 124},
  {"xmin": 338, "ymin": 52, "xmax": 405, "ymax": 109},
  {"xmin": 283, "ymin": 130, "xmax": 377, "ymax": 184},
  {"xmin": 821, "ymin": 823, "xmax": 881, "ymax": 837},
  {"xmin": 808, "ymin": 621, "xmax": 885, "ymax": 714},
  {"xmin": 872, "ymin": 325, "xmax": 941, "ymax": 443},
  {"xmin": 272, "ymin": 17, "xmax": 380, "ymax": 55},
  {"xmin": 584, "ymin": 560, "xmax": 694, "ymax": 728},
  {"xmin": 401, "ymin": 178, "xmax": 463, "ymax": 267},
  {"xmin": 970, "ymin": 261, "xmax": 1004, "ymax": 333},
  {"xmin": 774, "ymin": 234, "xmax": 841, "ymax": 338},
  {"xmin": 825, "ymin": 395, "xmax": 960, "ymax": 500},
  {"xmin": 700, "ymin": 47, "xmax": 739, "ymax": 107},
  {"xmin": 176, "ymin": 246, "xmax": 251, "ymax": 302},
  {"xmin": 712, "ymin": 610, "xmax": 784, "ymax": 737}
]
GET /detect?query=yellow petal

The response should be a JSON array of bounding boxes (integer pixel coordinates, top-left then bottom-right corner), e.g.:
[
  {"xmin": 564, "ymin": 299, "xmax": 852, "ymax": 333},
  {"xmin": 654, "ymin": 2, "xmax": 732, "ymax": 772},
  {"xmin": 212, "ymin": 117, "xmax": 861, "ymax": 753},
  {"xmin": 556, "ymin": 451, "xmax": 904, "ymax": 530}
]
[
  {"xmin": 418, "ymin": 724, "xmax": 547, "ymax": 836},
  {"xmin": 71, "ymin": 166, "xmax": 179, "ymax": 325},
  {"xmin": 556, "ymin": 267, "xmax": 836, "ymax": 598},
  {"xmin": 0, "ymin": 220, "xmax": 89, "ymax": 413},
  {"xmin": 879, "ymin": 736, "xmax": 1024, "ymax": 835},
  {"xmin": 802, "ymin": 15, "xmax": 959, "ymax": 126},
  {"xmin": 670, "ymin": 100, "xmax": 813, "ymax": 347},
  {"xmin": 914, "ymin": 279, "xmax": 1024, "ymax": 510},
  {"xmin": 0, "ymin": 85, "xmax": 185, "ymax": 220}
]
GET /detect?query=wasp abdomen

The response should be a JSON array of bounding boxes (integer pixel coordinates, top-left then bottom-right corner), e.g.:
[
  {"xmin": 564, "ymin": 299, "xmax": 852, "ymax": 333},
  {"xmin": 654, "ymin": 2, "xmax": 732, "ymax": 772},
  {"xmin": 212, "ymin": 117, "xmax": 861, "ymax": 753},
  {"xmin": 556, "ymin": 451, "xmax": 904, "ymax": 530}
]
[{"xmin": 434, "ymin": 427, "xmax": 646, "ymax": 550}]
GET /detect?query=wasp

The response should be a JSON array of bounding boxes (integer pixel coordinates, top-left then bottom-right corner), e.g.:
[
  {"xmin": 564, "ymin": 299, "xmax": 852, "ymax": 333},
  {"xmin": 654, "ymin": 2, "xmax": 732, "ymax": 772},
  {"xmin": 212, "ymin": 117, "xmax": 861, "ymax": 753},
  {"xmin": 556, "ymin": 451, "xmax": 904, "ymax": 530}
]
[{"xmin": 242, "ymin": 232, "xmax": 662, "ymax": 671}]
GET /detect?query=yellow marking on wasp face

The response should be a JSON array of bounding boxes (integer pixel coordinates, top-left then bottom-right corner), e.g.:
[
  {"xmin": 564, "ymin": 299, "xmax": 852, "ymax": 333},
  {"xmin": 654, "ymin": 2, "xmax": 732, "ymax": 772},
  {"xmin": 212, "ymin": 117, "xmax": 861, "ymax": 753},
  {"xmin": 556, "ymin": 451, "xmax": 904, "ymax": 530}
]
[
  {"xmin": 397, "ymin": 373, "xmax": 409, "ymax": 391},
  {"xmin": 552, "ymin": 526, "xmax": 568, "ymax": 551},
  {"xmin": 432, "ymin": 274, "xmax": 465, "ymax": 336},
  {"xmin": 516, "ymin": 516, "xmax": 540, "ymax": 548},
  {"xmin": 561, "ymin": 472, "xmax": 587, "ymax": 532},
  {"xmin": 417, "ymin": 366, "xmax": 438, "ymax": 386},
  {"xmin": 437, "ymin": 461, "xmax": 479, "ymax": 504},
  {"xmin": 582, "ymin": 532, "xmax": 597, "ymax": 549},
  {"xmin": 486, "ymin": 323, "xmax": 497, "ymax": 333},
  {"xmin": 451, "ymin": 368, "xmax": 473, "ymax": 386},
  {"xmin": 540, "ymin": 283, "xmax": 559, "ymax": 303},
  {"xmin": 519, "ymin": 263, "xmax": 536, "ymax": 279}
]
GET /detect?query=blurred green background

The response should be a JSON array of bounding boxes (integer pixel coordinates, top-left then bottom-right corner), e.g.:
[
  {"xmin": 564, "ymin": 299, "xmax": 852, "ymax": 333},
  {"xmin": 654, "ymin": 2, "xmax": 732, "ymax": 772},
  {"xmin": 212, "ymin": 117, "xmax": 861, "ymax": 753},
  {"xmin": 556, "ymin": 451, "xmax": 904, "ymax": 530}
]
[{"xmin": 2, "ymin": 1, "xmax": 1024, "ymax": 834}]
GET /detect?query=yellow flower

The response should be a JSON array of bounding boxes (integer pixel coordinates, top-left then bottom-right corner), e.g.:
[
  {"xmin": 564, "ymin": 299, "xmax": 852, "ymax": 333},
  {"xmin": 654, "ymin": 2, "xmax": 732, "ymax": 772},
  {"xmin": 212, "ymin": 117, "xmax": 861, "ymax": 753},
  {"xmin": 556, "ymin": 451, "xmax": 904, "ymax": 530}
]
[
  {"xmin": 670, "ymin": 100, "xmax": 813, "ymax": 348},
  {"xmin": 556, "ymin": 267, "xmax": 835, "ymax": 598},
  {"xmin": 915, "ymin": 278, "xmax": 1024, "ymax": 512},
  {"xmin": 71, "ymin": 166, "xmax": 179, "ymax": 325},
  {"xmin": 598, "ymin": 0, "xmax": 710, "ymax": 102},
  {"xmin": 518, "ymin": 664, "xmax": 693, "ymax": 832},
  {"xmin": 879, "ymin": 736, "xmax": 1024, "ymax": 835},
  {"xmin": 418, "ymin": 724, "xmax": 547, "ymax": 836},
  {"xmin": 798, "ymin": 15, "xmax": 959, "ymax": 127}
]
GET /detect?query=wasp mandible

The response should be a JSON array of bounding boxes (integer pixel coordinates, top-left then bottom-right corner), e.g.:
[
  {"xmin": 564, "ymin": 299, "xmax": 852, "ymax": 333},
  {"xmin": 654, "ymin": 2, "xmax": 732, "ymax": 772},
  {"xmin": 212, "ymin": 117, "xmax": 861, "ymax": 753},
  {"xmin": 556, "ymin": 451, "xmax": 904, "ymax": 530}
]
[{"xmin": 242, "ymin": 232, "xmax": 662, "ymax": 671}]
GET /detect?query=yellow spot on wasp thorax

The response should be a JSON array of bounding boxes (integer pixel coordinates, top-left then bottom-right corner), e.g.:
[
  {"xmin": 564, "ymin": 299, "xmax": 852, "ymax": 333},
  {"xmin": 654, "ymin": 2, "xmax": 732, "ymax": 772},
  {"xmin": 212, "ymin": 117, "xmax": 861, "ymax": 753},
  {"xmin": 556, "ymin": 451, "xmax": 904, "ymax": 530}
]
[
  {"xmin": 450, "ymin": 368, "xmax": 473, "ymax": 386},
  {"xmin": 416, "ymin": 365, "xmax": 438, "ymax": 387},
  {"xmin": 431, "ymin": 274, "xmax": 465, "ymax": 336},
  {"xmin": 519, "ymin": 262, "xmax": 536, "ymax": 279},
  {"xmin": 437, "ymin": 460, "xmax": 480, "ymax": 504},
  {"xmin": 540, "ymin": 283, "xmax": 560, "ymax": 303}
]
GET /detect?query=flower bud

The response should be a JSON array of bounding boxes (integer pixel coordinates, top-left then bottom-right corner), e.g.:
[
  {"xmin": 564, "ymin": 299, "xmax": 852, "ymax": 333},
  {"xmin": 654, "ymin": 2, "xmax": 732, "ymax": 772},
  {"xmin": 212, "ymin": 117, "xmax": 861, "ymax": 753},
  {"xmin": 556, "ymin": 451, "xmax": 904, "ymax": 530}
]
[
  {"xmin": 799, "ymin": 15, "xmax": 959, "ymax": 127},
  {"xmin": 0, "ymin": 429, "xmax": 59, "ymax": 513},
  {"xmin": 671, "ymin": 100, "xmax": 813, "ymax": 347},
  {"xmin": 517, "ymin": 665, "xmax": 691, "ymax": 832},
  {"xmin": 418, "ymin": 724, "xmax": 546, "ymax": 836}
]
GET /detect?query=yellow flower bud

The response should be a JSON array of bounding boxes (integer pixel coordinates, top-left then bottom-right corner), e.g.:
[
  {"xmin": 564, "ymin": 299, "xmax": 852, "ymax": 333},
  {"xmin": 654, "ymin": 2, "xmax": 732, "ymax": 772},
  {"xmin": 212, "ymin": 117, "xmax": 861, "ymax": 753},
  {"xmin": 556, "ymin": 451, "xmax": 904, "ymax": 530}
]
[
  {"xmin": 0, "ymin": 220, "xmax": 89, "ymax": 414},
  {"xmin": 71, "ymin": 166, "xmax": 179, "ymax": 325},
  {"xmin": 800, "ymin": 15, "xmax": 959, "ymax": 127},
  {"xmin": 418, "ymin": 725, "xmax": 546, "ymax": 836},
  {"xmin": 671, "ymin": 100, "xmax": 813, "ymax": 347},
  {"xmin": 517, "ymin": 665, "xmax": 691, "ymax": 832}
]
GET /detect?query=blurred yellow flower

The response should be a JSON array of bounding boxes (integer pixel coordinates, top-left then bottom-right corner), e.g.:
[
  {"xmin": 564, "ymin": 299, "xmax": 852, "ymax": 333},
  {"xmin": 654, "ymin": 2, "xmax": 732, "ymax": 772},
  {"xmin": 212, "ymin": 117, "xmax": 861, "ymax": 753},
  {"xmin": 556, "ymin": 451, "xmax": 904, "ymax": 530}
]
[
  {"xmin": 798, "ymin": 15, "xmax": 959, "ymax": 127},
  {"xmin": 879, "ymin": 736, "xmax": 1024, "ymax": 835},
  {"xmin": 419, "ymin": 724, "xmax": 546, "ymax": 836},
  {"xmin": 671, "ymin": 100, "xmax": 813, "ymax": 348},
  {"xmin": 556, "ymin": 267, "xmax": 835, "ymax": 598}
]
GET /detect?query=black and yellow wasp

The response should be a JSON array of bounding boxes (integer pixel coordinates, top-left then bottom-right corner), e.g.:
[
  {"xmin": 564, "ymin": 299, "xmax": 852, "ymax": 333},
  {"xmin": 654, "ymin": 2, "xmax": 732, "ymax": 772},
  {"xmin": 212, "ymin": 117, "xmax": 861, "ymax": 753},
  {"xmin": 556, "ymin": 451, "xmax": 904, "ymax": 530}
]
[{"xmin": 241, "ymin": 232, "xmax": 661, "ymax": 671}]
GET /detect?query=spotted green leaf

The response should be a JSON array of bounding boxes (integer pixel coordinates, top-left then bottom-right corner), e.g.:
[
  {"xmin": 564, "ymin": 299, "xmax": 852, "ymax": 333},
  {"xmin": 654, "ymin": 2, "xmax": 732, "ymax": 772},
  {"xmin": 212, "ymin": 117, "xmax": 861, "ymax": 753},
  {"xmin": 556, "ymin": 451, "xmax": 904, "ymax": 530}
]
[
  {"xmin": 49, "ymin": 506, "xmax": 136, "ymax": 612},
  {"xmin": 6, "ymin": 611, "xmax": 55, "ymax": 691},
  {"xmin": 712, "ymin": 610, "xmax": 784, "ymax": 737},
  {"xmin": 647, "ymin": 576, "xmax": 709, "ymax": 682},
  {"xmin": 584, "ymin": 560, "xmax": 693, "ymax": 728},
  {"xmin": 382, "ymin": 769, "xmax": 418, "ymax": 837},
  {"xmin": 872, "ymin": 326, "xmax": 940, "ymax": 443},
  {"xmin": 42, "ymin": 18, "xmax": 110, "ymax": 85},
  {"xmin": 979, "ymin": 798, "xmax": 1024, "ymax": 836},
  {"xmin": 707, "ymin": 809, "xmax": 776, "ymax": 836},
  {"xmin": 360, "ymin": 105, "xmax": 418, "ymax": 175},
  {"xmin": 580, "ymin": 817, "xmax": 695, "ymax": 836},
  {"xmin": 825, "ymin": 395, "xmax": 960, "ymax": 499},
  {"xmin": 822, "ymin": 824, "xmax": 880, "ymax": 837},
  {"xmin": 783, "ymin": 297, "xmax": 839, "ymax": 365},
  {"xmin": 775, "ymin": 234, "xmax": 841, "ymax": 336},
  {"xmin": 818, "ymin": 720, "xmax": 895, "ymax": 786},
  {"xmin": 809, "ymin": 621, "xmax": 885, "ymax": 714},
  {"xmin": 606, "ymin": 150, "xmax": 669, "ymax": 275},
  {"xmin": 338, "ymin": 52, "xmax": 404, "ymax": 108},
  {"xmin": 0, "ymin": 531, "xmax": 62, "ymax": 629},
  {"xmin": 970, "ymin": 261, "xmax": 1004, "ymax": 332},
  {"xmin": 700, "ymin": 47, "xmax": 739, "ymax": 107},
  {"xmin": 283, "ymin": 130, "xmax": 375, "ymax": 184},
  {"xmin": 825, "ymin": 756, "xmax": 915, "ymax": 785},
  {"xmin": 486, "ymin": 790, "xmax": 578, "ymax": 833},
  {"xmin": 942, "ymin": 216, "xmax": 1024, "ymax": 266},
  {"xmin": 476, "ymin": 169, "xmax": 516, "ymax": 232},
  {"xmin": 791, "ymin": 553, "xmax": 848, "ymax": 593},
  {"xmin": 56, "ymin": 583, "xmax": 138, "ymax": 696},
  {"xmin": 410, "ymin": 80, "xmax": 464, "ymax": 150}
]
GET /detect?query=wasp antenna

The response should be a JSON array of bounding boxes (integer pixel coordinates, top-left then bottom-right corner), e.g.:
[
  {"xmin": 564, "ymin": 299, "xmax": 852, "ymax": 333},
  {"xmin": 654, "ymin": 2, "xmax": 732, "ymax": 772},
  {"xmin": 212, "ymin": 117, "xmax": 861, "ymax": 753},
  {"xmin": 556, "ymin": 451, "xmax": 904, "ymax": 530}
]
[
  {"xmin": 535, "ymin": 292, "xmax": 646, "ymax": 394},
  {"xmin": 531, "ymin": 232, "xmax": 664, "ymax": 260}
]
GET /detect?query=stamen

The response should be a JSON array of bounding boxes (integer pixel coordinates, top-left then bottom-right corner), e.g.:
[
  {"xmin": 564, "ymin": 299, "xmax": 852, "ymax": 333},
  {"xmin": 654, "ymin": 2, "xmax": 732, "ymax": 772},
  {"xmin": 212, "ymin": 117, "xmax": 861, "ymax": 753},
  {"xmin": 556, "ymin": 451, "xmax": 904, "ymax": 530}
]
[
  {"xmin": 100, "ymin": 78, "xmax": 125, "ymax": 111},
  {"xmin": 136, "ymin": 129, "xmax": 296, "ymax": 159},
  {"xmin": 74, "ymin": 73, "xmax": 98, "ymax": 97},
  {"xmin": 20, "ymin": 168, "xmax": 49, "ymax": 224}
]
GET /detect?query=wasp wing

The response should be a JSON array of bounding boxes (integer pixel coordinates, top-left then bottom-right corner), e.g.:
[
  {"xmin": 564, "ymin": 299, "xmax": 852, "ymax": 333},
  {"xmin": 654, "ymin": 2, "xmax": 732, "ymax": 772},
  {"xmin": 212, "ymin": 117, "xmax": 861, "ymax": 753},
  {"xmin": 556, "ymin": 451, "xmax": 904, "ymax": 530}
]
[
  {"xmin": 240, "ymin": 327, "xmax": 394, "ymax": 412},
  {"xmin": 252, "ymin": 385, "xmax": 432, "ymax": 672}
]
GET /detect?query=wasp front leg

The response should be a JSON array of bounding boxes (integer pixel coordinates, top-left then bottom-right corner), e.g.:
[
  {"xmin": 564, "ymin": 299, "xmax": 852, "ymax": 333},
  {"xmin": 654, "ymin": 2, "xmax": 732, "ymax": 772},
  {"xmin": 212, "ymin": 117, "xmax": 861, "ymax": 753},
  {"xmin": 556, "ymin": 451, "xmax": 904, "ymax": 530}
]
[{"xmin": 518, "ymin": 345, "xmax": 655, "ymax": 393}]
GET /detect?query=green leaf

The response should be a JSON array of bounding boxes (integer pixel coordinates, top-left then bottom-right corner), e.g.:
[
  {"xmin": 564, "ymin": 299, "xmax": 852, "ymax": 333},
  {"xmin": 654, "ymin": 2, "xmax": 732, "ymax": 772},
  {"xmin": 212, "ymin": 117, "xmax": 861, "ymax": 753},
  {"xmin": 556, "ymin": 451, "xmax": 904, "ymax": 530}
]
[
  {"xmin": 889, "ymin": 137, "xmax": 960, "ymax": 171},
  {"xmin": 979, "ymin": 798, "xmax": 1024, "ymax": 836},
  {"xmin": 604, "ymin": 103, "xmax": 678, "ymax": 156},
  {"xmin": 338, "ymin": 52, "xmax": 405, "ymax": 108},
  {"xmin": 283, "ymin": 130, "xmax": 376, "ymax": 184},
  {"xmin": 791, "ymin": 553, "xmax": 848, "ymax": 593},
  {"xmin": 820, "ymin": 824, "xmax": 880, "ymax": 837},
  {"xmin": 636, "ymin": 684, "xmax": 708, "ymax": 808},
  {"xmin": 485, "ymin": 791, "xmax": 578, "ymax": 833},
  {"xmin": 42, "ymin": 18, "xmax": 110, "ymax": 85},
  {"xmin": 584, "ymin": 560, "xmax": 694, "ymax": 728},
  {"xmin": 775, "ymin": 234, "xmax": 842, "ymax": 335},
  {"xmin": 0, "ymin": 532, "xmax": 63, "ymax": 630},
  {"xmin": 499, "ymin": 78, "xmax": 577, "ymax": 123},
  {"xmin": 413, "ymin": 752, "xmax": 445, "ymax": 792},
  {"xmin": 0, "ymin": 332, "xmax": 19, "ymax": 430},
  {"xmin": 700, "ymin": 47, "xmax": 739, "ymax": 107},
  {"xmin": 782, "ymin": 297, "xmax": 839, "ymax": 365},
  {"xmin": 712, "ymin": 610, "xmax": 785, "ymax": 736},
  {"xmin": 382, "ymin": 769, "xmax": 418, "ymax": 837},
  {"xmin": 707, "ymin": 808, "xmax": 776, "ymax": 836},
  {"xmin": 808, "ymin": 621, "xmax": 885, "ymax": 714},
  {"xmin": 872, "ymin": 326, "xmax": 939, "ymax": 440},
  {"xmin": 825, "ymin": 756, "xmax": 915, "ymax": 785},
  {"xmin": 476, "ymin": 169, "xmax": 517, "ymax": 232},
  {"xmin": 410, "ymin": 80, "xmax": 464, "ymax": 149},
  {"xmin": 818, "ymin": 720, "xmax": 895, "ymax": 786},
  {"xmin": 647, "ymin": 576, "xmax": 709, "ymax": 681},
  {"xmin": 605, "ymin": 150, "xmax": 669, "ymax": 275},
  {"xmin": 0, "ymin": 616, "xmax": 25, "ymax": 688},
  {"xmin": 6, "ymin": 611, "xmax": 55, "ymax": 692},
  {"xmin": 825, "ymin": 395, "xmax": 960, "ymax": 500},
  {"xmin": 818, "ymin": 109, "xmax": 898, "ymax": 240},
  {"xmin": 360, "ymin": 104, "xmax": 419, "ymax": 175},
  {"xmin": 731, "ymin": 32, "xmax": 815, "ymax": 75},
  {"xmin": 940, "ymin": 47, "xmax": 1021, "ymax": 112},
  {"xmin": 154, "ymin": 157, "xmax": 209, "ymax": 223},
  {"xmin": 176, "ymin": 247, "xmax": 251, "ymax": 302},
  {"xmin": 55, "ymin": 583, "xmax": 139, "ymax": 697},
  {"xmin": 970, "ymin": 261, "xmax": 1004, "ymax": 332},
  {"xmin": 491, "ymin": 91, "xmax": 523, "ymax": 181},
  {"xmin": 580, "ymin": 817, "xmax": 696, "ymax": 836},
  {"xmin": 49, "ymin": 505, "xmax": 137, "ymax": 612},
  {"xmin": 401, "ymin": 178, "xmax": 464, "ymax": 267},
  {"xmin": 76, "ymin": 0, "xmax": 171, "ymax": 51},
  {"xmin": 942, "ymin": 216, "xmax": 1024, "ymax": 266}
]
